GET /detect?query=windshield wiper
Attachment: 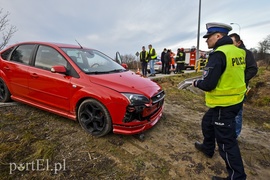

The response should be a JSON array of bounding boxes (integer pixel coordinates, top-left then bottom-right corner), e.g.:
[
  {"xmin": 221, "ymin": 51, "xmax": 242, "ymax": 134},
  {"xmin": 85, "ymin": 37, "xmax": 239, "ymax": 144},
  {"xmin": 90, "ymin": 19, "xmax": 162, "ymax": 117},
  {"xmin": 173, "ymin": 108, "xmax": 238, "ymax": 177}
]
[
  {"xmin": 86, "ymin": 69, "xmax": 125, "ymax": 74},
  {"xmin": 86, "ymin": 71, "xmax": 106, "ymax": 74},
  {"xmin": 106, "ymin": 69, "xmax": 125, "ymax": 73}
]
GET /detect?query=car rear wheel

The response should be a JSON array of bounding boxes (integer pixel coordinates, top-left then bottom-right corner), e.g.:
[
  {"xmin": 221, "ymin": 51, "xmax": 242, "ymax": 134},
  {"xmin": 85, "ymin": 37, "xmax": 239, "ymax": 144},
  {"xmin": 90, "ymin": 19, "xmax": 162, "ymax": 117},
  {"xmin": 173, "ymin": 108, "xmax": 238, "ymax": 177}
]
[
  {"xmin": 0, "ymin": 78, "xmax": 11, "ymax": 103},
  {"xmin": 78, "ymin": 99, "xmax": 112, "ymax": 137}
]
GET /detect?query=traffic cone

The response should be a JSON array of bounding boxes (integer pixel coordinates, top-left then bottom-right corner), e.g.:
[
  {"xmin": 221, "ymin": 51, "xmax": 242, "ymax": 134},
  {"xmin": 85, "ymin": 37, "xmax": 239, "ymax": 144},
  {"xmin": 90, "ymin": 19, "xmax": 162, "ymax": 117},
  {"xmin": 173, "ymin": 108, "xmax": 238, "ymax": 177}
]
[{"xmin": 136, "ymin": 68, "xmax": 141, "ymax": 75}]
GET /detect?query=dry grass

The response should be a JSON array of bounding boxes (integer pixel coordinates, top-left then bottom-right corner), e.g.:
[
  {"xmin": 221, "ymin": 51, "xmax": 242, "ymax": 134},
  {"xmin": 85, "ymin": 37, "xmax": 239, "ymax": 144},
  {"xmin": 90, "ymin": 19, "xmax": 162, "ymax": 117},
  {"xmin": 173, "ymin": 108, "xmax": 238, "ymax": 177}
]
[{"xmin": 0, "ymin": 66, "xmax": 269, "ymax": 179}]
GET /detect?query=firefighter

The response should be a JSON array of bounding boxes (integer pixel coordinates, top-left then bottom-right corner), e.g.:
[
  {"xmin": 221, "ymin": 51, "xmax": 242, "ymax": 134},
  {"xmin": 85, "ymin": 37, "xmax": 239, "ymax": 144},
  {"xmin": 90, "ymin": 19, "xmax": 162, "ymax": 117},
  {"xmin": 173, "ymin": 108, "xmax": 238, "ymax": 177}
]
[
  {"xmin": 193, "ymin": 22, "xmax": 247, "ymax": 180},
  {"xmin": 175, "ymin": 48, "xmax": 185, "ymax": 73}
]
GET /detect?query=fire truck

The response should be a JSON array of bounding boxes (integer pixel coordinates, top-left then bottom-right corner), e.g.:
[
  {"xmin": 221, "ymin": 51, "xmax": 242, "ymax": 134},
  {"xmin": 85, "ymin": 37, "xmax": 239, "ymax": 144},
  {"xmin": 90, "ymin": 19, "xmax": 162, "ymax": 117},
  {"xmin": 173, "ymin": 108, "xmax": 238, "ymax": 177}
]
[
  {"xmin": 183, "ymin": 46, "xmax": 207, "ymax": 70},
  {"xmin": 183, "ymin": 47, "xmax": 196, "ymax": 70}
]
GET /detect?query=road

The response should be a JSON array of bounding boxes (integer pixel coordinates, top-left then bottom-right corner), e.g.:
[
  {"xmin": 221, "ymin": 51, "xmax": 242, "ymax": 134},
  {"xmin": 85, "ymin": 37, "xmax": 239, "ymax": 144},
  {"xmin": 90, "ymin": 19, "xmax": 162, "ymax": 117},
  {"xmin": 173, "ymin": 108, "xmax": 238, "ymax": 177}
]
[{"xmin": 148, "ymin": 70, "xmax": 197, "ymax": 79}]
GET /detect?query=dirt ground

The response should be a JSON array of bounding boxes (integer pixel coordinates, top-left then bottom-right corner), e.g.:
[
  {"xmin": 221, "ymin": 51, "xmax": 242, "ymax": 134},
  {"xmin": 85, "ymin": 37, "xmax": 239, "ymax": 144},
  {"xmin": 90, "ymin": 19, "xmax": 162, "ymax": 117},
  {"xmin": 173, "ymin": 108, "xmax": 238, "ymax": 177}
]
[{"xmin": 0, "ymin": 66, "xmax": 269, "ymax": 180}]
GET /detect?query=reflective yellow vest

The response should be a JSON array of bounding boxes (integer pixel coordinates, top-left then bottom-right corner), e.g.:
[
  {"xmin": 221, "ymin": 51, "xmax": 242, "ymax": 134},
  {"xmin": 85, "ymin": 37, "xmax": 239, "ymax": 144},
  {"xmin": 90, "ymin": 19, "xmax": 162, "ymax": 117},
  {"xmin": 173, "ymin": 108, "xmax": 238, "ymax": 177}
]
[
  {"xmin": 176, "ymin": 52, "xmax": 185, "ymax": 63},
  {"xmin": 205, "ymin": 44, "xmax": 246, "ymax": 108},
  {"xmin": 149, "ymin": 48, "xmax": 157, "ymax": 60},
  {"xmin": 140, "ymin": 51, "xmax": 148, "ymax": 62}
]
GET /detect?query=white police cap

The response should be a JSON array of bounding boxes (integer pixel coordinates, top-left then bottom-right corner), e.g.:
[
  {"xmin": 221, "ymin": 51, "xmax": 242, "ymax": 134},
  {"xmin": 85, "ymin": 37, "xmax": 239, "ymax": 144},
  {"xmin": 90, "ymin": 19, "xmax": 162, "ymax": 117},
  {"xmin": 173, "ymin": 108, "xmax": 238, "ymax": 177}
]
[{"xmin": 203, "ymin": 22, "xmax": 232, "ymax": 38}]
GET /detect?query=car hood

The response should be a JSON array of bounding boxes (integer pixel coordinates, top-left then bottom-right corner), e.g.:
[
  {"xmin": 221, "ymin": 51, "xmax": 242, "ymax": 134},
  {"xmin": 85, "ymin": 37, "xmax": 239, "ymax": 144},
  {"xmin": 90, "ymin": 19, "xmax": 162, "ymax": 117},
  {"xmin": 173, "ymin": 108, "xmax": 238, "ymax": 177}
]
[{"xmin": 88, "ymin": 71, "xmax": 161, "ymax": 97}]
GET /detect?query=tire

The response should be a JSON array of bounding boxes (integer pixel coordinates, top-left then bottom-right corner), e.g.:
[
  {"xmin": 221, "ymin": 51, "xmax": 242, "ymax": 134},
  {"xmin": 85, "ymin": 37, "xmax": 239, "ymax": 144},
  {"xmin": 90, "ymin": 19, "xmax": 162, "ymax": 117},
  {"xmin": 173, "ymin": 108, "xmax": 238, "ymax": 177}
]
[
  {"xmin": 78, "ymin": 99, "xmax": 112, "ymax": 137},
  {"xmin": 0, "ymin": 78, "xmax": 11, "ymax": 102}
]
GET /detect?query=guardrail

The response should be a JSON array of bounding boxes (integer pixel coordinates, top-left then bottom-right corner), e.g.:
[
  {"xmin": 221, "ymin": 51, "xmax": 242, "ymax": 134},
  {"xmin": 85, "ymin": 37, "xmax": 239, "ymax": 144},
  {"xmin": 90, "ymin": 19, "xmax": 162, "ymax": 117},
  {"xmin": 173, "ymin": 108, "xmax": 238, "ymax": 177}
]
[
  {"xmin": 195, "ymin": 58, "xmax": 208, "ymax": 72},
  {"xmin": 178, "ymin": 76, "xmax": 202, "ymax": 89},
  {"xmin": 0, "ymin": 102, "xmax": 18, "ymax": 107}
]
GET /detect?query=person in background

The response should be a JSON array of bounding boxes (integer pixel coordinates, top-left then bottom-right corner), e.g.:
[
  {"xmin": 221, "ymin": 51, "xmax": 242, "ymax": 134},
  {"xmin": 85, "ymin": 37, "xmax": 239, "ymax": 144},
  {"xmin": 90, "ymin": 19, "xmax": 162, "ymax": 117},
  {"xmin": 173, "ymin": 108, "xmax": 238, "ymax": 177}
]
[
  {"xmin": 229, "ymin": 33, "xmax": 258, "ymax": 137},
  {"xmin": 139, "ymin": 46, "xmax": 149, "ymax": 77},
  {"xmin": 175, "ymin": 48, "xmax": 186, "ymax": 73},
  {"xmin": 161, "ymin": 48, "xmax": 167, "ymax": 74},
  {"xmin": 164, "ymin": 49, "xmax": 171, "ymax": 74},
  {"xmin": 170, "ymin": 50, "xmax": 176, "ymax": 73},
  {"xmin": 148, "ymin": 44, "xmax": 157, "ymax": 77},
  {"xmin": 193, "ymin": 22, "xmax": 247, "ymax": 180}
]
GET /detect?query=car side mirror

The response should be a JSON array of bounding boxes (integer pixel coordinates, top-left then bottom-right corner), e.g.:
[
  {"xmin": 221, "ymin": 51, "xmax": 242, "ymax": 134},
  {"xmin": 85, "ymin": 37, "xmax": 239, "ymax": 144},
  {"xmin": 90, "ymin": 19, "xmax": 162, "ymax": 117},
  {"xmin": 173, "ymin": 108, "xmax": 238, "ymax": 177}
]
[
  {"xmin": 115, "ymin": 51, "xmax": 122, "ymax": 64},
  {"xmin": 115, "ymin": 52, "xmax": 128, "ymax": 69},
  {"xmin": 51, "ymin": 65, "xmax": 67, "ymax": 74}
]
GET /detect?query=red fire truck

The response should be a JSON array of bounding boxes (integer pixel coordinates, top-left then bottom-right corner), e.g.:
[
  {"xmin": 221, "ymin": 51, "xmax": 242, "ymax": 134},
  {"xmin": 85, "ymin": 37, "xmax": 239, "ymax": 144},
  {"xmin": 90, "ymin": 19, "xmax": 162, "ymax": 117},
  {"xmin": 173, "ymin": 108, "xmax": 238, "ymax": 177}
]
[{"xmin": 183, "ymin": 47, "xmax": 197, "ymax": 70}]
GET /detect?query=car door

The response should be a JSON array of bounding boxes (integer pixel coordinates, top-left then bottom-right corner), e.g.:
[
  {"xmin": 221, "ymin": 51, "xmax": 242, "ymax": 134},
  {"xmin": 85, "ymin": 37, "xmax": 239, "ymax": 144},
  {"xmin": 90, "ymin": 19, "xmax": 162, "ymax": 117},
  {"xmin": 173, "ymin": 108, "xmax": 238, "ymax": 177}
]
[
  {"xmin": 28, "ymin": 45, "xmax": 72, "ymax": 112},
  {"xmin": 1, "ymin": 44, "xmax": 35, "ymax": 99}
]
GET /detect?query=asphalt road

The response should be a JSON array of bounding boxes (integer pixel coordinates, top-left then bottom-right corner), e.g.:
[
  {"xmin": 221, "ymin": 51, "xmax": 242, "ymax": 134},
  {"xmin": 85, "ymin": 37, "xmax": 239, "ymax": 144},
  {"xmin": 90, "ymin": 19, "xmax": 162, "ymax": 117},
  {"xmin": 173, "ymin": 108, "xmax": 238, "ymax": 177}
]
[{"xmin": 148, "ymin": 70, "xmax": 197, "ymax": 79}]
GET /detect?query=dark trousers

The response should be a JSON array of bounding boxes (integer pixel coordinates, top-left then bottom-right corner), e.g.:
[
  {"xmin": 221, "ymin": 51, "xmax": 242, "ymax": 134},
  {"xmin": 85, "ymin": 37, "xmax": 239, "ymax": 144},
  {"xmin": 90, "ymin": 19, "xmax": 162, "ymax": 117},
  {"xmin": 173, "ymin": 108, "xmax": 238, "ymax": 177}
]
[
  {"xmin": 164, "ymin": 62, "xmax": 170, "ymax": 74},
  {"xmin": 141, "ymin": 62, "xmax": 147, "ymax": 76},
  {"xmin": 201, "ymin": 103, "xmax": 246, "ymax": 180},
  {"xmin": 176, "ymin": 63, "xmax": 185, "ymax": 73},
  {"xmin": 161, "ymin": 61, "xmax": 165, "ymax": 74}
]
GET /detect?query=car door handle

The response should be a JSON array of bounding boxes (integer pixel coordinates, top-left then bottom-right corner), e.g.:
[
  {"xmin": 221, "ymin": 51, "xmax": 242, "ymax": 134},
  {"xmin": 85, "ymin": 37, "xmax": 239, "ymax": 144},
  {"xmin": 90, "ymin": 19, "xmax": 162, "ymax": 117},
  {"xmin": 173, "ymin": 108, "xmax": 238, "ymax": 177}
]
[
  {"xmin": 3, "ymin": 66, "xmax": 10, "ymax": 70},
  {"xmin": 31, "ymin": 73, "xmax": 39, "ymax": 78}
]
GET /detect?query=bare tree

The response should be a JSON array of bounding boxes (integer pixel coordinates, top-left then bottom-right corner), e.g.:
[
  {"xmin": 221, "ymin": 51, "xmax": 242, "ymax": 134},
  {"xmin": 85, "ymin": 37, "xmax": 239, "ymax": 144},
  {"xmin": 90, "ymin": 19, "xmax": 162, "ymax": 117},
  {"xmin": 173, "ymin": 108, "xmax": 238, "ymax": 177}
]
[
  {"xmin": 121, "ymin": 54, "xmax": 138, "ymax": 69},
  {"xmin": 257, "ymin": 35, "xmax": 270, "ymax": 69},
  {"xmin": 122, "ymin": 54, "xmax": 136, "ymax": 64},
  {"xmin": 0, "ymin": 8, "xmax": 17, "ymax": 50}
]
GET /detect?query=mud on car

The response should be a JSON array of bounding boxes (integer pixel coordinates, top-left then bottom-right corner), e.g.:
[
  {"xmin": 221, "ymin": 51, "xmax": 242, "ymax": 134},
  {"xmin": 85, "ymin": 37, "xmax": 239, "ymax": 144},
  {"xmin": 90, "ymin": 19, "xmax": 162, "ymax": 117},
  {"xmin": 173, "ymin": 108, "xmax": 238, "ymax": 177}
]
[{"xmin": 0, "ymin": 42, "xmax": 165, "ymax": 137}]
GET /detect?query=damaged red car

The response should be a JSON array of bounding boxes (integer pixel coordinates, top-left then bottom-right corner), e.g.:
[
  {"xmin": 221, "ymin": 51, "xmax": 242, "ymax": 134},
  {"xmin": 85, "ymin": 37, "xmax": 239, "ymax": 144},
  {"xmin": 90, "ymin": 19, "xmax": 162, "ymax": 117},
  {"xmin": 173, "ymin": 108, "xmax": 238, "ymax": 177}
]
[{"xmin": 0, "ymin": 42, "xmax": 165, "ymax": 137}]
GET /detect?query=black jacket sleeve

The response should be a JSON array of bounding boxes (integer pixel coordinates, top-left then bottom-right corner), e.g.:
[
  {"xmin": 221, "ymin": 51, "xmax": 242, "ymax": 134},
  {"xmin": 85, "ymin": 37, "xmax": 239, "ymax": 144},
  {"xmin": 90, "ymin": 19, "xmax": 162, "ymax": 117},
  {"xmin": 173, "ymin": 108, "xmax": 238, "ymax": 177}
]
[
  {"xmin": 195, "ymin": 51, "xmax": 226, "ymax": 91},
  {"xmin": 245, "ymin": 49, "xmax": 258, "ymax": 85}
]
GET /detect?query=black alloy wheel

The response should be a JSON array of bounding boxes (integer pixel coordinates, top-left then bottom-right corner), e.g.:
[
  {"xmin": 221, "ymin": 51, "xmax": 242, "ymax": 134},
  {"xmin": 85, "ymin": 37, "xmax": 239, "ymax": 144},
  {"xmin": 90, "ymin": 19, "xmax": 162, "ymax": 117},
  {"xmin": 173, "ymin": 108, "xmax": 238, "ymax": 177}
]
[
  {"xmin": 78, "ymin": 99, "xmax": 112, "ymax": 137},
  {"xmin": 0, "ymin": 78, "xmax": 11, "ymax": 103}
]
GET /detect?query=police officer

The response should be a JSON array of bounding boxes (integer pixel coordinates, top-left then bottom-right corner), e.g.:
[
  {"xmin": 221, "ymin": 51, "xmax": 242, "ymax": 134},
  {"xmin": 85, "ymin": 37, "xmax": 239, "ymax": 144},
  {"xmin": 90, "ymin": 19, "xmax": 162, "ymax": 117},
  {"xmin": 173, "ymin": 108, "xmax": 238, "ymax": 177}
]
[{"xmin": 193, "ymin": 22, "xmax": 247, "ymax": 180}]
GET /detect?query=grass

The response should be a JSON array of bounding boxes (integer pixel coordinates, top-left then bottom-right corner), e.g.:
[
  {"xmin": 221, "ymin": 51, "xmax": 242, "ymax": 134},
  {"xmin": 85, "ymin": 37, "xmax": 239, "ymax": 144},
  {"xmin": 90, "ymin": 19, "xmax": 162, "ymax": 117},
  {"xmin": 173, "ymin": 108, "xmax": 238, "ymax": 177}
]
[{"xmin": 0, "ymin": 66, "xmax": 269, "ymax": 179}]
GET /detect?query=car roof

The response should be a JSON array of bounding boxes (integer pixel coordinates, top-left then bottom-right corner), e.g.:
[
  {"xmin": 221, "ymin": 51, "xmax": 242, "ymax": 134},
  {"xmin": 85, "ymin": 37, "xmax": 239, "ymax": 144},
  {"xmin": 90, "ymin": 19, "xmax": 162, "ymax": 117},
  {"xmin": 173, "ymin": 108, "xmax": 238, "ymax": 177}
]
[{"xmin": 5, "ymin": 41, "xmax": 92, "ymax": 50}]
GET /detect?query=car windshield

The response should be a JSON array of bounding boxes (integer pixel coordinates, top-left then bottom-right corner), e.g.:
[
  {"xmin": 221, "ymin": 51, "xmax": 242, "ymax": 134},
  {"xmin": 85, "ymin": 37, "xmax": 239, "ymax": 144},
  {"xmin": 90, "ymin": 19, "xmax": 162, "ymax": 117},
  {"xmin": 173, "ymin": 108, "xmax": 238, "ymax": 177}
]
[{"xmin": 61, "ymin": 48, "xmax": 126, "ymax": 74}]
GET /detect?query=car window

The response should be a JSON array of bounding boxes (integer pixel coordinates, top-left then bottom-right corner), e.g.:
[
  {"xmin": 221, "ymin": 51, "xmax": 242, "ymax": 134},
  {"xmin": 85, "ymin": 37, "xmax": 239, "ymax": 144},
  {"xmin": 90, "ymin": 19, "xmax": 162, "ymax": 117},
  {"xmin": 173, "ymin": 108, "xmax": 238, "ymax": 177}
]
[
  {"xmin": 10, "ymin": 45, "xmax": 35, "ymax": 64},
  {"xmin": 61, "ymin": 48, "xmax": 125, "ymax": 74},
  {"xmin": 35, "ymin": 45, "xmax": 67, "ymax": 70},
  {"xmin": 0, "ymin": 47, "xmax": 15, "ymax": 60}
]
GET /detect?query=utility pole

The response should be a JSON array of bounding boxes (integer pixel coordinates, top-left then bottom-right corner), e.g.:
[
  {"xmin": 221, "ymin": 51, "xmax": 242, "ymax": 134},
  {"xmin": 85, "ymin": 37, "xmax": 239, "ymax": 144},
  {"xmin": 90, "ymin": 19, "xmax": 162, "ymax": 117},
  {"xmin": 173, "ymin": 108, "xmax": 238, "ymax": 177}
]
[
  {"xmin": 230, "ymin": 22, "xmax": 241, "ymax": 35},
  {"xmin": 196, "ymin": 0, "xmax": 201, "ymax": 60}
]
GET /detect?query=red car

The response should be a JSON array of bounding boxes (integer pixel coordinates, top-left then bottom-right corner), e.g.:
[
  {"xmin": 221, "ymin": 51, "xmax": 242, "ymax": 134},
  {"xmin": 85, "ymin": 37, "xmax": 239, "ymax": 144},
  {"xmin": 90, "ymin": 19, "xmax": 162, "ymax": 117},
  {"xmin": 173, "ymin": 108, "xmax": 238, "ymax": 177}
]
[{"xmin": 0, "ymin": 42, "xmax": 165, "ymax": 137}]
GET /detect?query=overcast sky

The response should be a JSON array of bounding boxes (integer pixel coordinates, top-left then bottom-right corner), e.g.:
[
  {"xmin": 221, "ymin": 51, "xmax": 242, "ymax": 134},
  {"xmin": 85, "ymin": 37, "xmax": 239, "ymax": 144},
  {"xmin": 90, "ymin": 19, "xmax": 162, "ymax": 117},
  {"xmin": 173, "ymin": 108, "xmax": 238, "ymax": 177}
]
[{"xmin": 1, "ymin": 0, "xmax": 270, "ymax": 58}]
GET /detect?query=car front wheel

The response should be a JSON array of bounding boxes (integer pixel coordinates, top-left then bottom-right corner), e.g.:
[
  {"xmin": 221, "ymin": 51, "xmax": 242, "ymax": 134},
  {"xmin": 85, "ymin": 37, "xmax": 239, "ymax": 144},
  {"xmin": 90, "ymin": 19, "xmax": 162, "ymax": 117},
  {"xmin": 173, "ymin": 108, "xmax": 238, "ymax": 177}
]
[
  {"xmin": 0, "ymin": 78, "xmax": 11, "ymax": 103},
  {"xmin": 78, "ymin": 99, "xmax": 112, "ymax": 137}
]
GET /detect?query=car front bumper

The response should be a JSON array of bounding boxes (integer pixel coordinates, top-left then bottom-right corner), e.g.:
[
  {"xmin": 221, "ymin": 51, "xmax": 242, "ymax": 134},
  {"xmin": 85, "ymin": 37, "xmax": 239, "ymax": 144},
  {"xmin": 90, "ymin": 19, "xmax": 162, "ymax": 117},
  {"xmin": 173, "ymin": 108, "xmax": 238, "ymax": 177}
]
[{"xmin": 112, "ymin": 104, "xmax": 164, "ymax": 135}]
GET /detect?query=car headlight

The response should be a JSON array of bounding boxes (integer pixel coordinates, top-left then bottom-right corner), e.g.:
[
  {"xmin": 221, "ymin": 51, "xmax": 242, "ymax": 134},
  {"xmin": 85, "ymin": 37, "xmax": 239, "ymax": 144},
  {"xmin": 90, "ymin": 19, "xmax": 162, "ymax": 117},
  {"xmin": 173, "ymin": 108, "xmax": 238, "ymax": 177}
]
[{"xmin": 122, "ymin": 93, "xmax": 150, "ymax": 106}]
